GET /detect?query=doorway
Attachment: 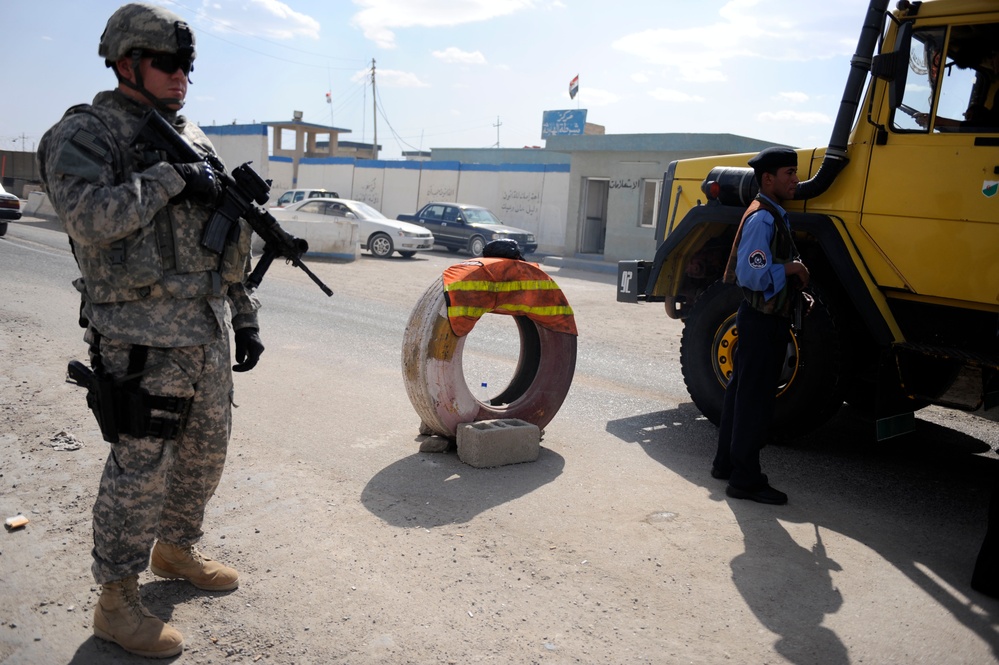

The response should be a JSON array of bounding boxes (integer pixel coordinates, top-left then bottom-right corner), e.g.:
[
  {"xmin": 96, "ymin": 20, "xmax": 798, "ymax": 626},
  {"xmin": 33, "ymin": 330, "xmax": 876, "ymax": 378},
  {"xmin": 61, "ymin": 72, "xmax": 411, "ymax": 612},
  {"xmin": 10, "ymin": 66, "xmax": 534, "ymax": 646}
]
[{"xmin": 579, "ymin": 178, "xmax": 608, "ymax": 255}]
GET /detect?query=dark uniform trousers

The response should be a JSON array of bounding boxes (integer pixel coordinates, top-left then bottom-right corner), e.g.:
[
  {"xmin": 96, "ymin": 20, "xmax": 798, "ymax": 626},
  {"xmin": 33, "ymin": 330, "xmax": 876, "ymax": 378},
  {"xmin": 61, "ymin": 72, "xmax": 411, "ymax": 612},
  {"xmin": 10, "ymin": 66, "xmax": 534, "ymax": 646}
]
[{"xmin": 713, "ymin": 301, "xmax": 791, "ymax": 490}]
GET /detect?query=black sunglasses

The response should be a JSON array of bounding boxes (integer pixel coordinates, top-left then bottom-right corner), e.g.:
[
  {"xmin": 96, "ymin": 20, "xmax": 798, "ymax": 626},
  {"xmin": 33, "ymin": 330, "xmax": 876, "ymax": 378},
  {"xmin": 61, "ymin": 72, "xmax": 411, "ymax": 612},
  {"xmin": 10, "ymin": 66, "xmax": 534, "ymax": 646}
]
[{"xmin": 143, "ymin": 51, "xmax": 194, "ymax": 76}]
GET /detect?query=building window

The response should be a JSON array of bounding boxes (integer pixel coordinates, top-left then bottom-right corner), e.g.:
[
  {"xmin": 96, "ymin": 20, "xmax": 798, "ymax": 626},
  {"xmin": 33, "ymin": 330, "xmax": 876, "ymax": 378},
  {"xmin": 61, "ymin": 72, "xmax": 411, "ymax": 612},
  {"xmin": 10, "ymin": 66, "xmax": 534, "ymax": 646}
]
[{"xmin": 639, "ymin": 179, "xmax": 661, "ymax": 227}]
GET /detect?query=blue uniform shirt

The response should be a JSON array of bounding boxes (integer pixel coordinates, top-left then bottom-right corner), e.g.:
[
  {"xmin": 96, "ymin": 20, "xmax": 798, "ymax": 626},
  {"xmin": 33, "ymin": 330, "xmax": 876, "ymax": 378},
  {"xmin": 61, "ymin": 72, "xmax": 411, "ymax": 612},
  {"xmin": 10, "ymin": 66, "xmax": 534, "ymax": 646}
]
[{"xmin": 734, "ymin": 194, "xmax": 789, "ymax": 302}]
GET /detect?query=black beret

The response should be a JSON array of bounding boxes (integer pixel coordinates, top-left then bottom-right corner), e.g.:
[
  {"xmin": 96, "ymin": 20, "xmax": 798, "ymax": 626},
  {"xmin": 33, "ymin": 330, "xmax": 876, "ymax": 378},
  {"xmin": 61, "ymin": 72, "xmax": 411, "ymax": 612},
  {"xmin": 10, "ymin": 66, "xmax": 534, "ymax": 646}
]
[
  {"xmin": 748, "ymin": 146, "xmax": 797, "ymax": 171},
  {"xmin": 482, "ymin": 238, "xmax": 524, "ymax": 260}
]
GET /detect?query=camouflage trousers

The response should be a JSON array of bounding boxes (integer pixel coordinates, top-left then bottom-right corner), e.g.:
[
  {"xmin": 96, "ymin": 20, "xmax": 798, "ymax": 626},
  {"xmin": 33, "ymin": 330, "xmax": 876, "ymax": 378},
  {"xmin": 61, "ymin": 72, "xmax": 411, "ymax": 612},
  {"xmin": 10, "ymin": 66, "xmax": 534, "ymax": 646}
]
[{"xmin": 90, "ymin": 331, "xmax": 233, "ymax": 585}]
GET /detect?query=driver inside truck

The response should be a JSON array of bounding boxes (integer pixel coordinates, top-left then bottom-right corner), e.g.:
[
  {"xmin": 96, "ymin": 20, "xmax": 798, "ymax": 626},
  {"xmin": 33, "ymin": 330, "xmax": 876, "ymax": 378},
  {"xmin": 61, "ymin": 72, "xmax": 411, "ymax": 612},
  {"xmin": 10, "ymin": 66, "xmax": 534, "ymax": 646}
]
[{"xmin": 914, "ymin": 24, "xmax": 999, "ymax": 131}]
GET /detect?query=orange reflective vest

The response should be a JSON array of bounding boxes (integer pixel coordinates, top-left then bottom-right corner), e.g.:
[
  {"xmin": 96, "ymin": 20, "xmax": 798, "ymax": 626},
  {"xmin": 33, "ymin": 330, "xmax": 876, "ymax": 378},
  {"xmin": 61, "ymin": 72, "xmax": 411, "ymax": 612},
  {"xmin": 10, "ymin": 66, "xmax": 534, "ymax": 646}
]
[{"xmin": 442, "ymin": 258, "xmax": 577, "ymax": 337}]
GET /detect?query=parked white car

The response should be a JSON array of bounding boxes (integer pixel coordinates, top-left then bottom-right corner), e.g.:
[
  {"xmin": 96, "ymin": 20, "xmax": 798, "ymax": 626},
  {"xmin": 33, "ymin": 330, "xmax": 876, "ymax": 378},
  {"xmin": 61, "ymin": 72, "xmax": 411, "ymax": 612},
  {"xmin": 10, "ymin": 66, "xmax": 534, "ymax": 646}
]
[
  {"xmin": 0, "ymin": 182, "xmax": 21, "ymax": 237},
  {"xmin": 271, "ymin": 198, "xmax": 434, "ymax": 258},
  {"xmin": 272, "ymin": 188, "xmax": 340, "ymax": 208}
]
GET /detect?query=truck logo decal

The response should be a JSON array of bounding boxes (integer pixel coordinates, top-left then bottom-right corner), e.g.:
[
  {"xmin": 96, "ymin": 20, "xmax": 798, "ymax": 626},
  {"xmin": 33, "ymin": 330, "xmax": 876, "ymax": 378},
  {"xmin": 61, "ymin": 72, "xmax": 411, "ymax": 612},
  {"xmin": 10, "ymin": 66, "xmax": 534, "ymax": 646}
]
[
  {"xmin": 748, "ymin": 250, "xmax": 767, "ymax": 269},
  {"xmin": 620, "ymin": 270, "xmax": 633, "ymax": 293},
  {"xmin": 984, "ymin": 181, "xmax": 998, "ymax": 198}
]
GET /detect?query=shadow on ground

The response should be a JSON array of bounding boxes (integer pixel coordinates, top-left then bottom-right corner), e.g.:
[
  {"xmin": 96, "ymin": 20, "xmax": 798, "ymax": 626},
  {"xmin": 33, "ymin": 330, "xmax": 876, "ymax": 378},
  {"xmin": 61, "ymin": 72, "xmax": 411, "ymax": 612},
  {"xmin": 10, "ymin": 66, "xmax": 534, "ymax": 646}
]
[
  {"xmin": 360, "ymin": 443, "xmax": 564, "ymax": 528},
  {"xmin": 607, "ymin": 403, "xmax": 999, "ymax": 664}
]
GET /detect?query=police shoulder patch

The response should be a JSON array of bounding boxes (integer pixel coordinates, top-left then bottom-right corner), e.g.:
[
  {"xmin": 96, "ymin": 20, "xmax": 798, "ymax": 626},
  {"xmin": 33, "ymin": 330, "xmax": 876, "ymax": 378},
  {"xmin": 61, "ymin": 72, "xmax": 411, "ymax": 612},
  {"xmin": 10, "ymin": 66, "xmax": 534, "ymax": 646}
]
[{"xmin": 748, "ymin": 249, "xmax": 768, "ymax": 269}]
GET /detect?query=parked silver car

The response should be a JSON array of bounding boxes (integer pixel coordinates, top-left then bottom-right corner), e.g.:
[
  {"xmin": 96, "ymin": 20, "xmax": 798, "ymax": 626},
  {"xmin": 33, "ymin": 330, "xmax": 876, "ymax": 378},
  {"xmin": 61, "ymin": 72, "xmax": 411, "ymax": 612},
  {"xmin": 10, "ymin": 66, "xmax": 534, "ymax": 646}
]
[
  {"xmin": 272, "ymin": 198, "xmax": 434, "ymax": 258},
  {"xmin": 272, "ymin": 188, "xmax": 340, "ymax": 208}
]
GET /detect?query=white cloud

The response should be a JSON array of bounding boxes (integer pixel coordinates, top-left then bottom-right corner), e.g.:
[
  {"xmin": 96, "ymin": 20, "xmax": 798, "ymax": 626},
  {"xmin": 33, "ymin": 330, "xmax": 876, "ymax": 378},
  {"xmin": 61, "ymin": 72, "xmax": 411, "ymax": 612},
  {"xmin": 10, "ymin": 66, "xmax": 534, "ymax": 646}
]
[
  {"xmin": 567, "ymin": 87, "xmax": 619, "ymax": 106},
  {"xmin": 612, "ymin": 0, "xmax": 865, "ymax": 81},
  {"xmin": 649, "ymin": 88, "xmax": 705, "ymax": 103},
  {"xmin": 350, "ymin": 0, "xmax": 537, "ymax": 48},
  {"xmin": 631, "ymin": 73, "xmax": 650, "ymax": 84},
  {"xmin": 351, "ymin": 67, "xmax": 429, "ymax": 88},
  {"xmin": 756, "ymin": 109, "xmax": 832, "ymax": 124},
  {"xmin": 778, "ymin": 91, "xmax": 809, "ymax": 104},
  {"xmin": 432, "ymin": 47, "xmax": 487, "ymax": 65},
  {"xmin": 193, "ymin": 0, "xmax": 321, "ymax": 40}
]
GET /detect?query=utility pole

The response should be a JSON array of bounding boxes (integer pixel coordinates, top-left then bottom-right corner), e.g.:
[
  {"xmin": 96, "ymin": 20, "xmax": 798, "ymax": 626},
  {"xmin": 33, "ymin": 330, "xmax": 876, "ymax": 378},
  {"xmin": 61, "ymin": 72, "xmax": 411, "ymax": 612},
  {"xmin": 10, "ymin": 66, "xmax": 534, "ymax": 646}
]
[
  {"xmin": 371, "ymin": 58, "xmax": 378, "ymax": 160},
  {"xmin": 493, "ymin": 116, "xmax": 502, "ymax": 148}
]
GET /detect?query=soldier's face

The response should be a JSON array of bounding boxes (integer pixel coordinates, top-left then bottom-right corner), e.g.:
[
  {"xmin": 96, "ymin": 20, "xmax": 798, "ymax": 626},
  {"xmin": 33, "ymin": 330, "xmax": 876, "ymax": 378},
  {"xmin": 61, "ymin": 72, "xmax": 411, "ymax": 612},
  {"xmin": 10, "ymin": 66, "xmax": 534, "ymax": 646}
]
[{"xmin": 117, "ymin": 54, "xmax": 188, "ymax": 110}]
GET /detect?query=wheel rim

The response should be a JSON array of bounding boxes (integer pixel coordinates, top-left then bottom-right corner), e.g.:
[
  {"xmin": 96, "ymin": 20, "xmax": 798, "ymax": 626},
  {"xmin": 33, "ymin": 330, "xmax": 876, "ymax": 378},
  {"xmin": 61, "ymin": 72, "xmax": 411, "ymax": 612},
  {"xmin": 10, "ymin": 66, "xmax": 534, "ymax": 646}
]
[
  {"xmin": 371, "ymin": 235, "xmax": 391, "ymax": 256},
  {"xmin": 470, "ymin": 237, "xmax": 484, "ymax": 256},
  {"xmin": 711, "ymin": 314, "xmax": 799, "ymax": 396}
]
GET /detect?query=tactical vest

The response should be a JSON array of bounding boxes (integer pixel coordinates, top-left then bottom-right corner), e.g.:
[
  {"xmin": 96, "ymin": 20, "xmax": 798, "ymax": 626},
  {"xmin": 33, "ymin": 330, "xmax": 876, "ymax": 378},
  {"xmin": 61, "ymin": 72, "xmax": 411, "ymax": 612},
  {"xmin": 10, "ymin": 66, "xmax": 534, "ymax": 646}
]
[
  {"xmin": 442, "ymin": 258, "xmax": 577, "ymax": 337},
  {"xmin": 723, "ymin": 196, "xmax": 798, "ymax": 316},
  {"xmin": 46, "ymin": 101, "xmax": 250, "ymax": 305}
]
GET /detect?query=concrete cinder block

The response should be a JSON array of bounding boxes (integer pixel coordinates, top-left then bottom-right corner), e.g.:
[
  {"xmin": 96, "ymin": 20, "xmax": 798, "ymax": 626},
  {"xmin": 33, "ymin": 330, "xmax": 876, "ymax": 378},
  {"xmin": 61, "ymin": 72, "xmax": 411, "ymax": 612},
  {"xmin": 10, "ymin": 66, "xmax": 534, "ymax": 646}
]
[{"xmin": 456, "ymin": 419, "xmax": 541, "ymax": 468}]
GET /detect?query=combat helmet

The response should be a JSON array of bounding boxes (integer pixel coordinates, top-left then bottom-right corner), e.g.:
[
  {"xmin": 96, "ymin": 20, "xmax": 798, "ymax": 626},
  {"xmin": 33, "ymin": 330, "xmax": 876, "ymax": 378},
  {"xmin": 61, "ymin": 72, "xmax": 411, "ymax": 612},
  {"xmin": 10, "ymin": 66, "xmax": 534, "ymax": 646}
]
[{"xmin": 99, "ymin": 2, "xmax": 196, "ymax": 110}]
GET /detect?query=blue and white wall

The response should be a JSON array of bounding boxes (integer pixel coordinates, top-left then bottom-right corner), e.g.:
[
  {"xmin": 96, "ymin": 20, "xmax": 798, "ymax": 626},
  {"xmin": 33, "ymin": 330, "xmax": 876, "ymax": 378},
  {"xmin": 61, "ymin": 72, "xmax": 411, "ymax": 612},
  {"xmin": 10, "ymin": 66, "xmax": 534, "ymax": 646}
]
[{"xmin": 202, "ymin": 123, "xmax": 571, "ymax": 255}]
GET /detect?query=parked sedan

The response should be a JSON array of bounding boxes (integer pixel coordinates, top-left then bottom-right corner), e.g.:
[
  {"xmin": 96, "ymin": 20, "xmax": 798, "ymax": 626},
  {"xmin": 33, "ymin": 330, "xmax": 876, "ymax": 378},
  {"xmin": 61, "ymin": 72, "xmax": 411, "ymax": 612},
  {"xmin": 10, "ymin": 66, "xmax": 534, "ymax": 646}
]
[
  {"xmin": 397, "ymin": 202, "xmax": 537, "ymax": 257},
  {"xmin": 272, "ymin": 188, "xmax": 340, "ymax": 208},
  {"xmin": 0, "ymin": 183, "xmax": 21, "ymax": 237},
  {"xmin": 273, "ymin": 198, "xmax": 434, "ymax": 258}
]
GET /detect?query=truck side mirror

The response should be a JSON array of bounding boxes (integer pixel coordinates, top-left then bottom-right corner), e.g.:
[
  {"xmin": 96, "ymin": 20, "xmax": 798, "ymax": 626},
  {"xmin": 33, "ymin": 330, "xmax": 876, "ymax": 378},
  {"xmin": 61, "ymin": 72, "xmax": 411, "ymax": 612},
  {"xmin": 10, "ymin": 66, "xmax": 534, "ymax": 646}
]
[{"xmin": 870, "ymin": 20, "xmax": 913, "ymax": 111}]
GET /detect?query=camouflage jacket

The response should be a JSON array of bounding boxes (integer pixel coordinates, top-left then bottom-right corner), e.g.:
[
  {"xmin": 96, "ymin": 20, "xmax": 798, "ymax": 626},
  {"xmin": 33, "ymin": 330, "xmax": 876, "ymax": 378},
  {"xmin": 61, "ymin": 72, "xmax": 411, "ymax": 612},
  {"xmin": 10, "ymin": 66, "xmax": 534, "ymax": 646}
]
[{"xmin": 38, "ymin": 90, "xmax": 259, "ymax": 347}]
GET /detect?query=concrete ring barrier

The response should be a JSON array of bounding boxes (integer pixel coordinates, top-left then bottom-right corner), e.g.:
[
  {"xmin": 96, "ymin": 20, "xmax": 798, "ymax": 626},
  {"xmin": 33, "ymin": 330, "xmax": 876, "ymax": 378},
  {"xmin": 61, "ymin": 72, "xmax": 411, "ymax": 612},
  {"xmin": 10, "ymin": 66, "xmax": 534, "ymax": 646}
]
[{"xmin": 402, "ymin": 275, "xmax": 577, "ymax": 439}]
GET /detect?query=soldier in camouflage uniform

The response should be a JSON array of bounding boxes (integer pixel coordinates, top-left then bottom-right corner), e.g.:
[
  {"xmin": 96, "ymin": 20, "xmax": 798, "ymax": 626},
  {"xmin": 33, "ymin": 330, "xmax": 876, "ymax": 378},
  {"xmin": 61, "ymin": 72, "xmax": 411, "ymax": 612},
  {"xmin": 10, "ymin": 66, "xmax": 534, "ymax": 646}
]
[{"xmin": 37, "ymin": 3, "xmax": 263, "ymax": 658}]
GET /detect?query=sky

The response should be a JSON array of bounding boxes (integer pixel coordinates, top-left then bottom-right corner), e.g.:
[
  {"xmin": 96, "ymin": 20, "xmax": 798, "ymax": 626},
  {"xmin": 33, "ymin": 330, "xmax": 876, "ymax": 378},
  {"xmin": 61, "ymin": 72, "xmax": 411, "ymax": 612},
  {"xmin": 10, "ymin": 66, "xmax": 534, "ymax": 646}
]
[{"xmin": 5, "ymin": 0, "xmax": 877, "ymax": 160}]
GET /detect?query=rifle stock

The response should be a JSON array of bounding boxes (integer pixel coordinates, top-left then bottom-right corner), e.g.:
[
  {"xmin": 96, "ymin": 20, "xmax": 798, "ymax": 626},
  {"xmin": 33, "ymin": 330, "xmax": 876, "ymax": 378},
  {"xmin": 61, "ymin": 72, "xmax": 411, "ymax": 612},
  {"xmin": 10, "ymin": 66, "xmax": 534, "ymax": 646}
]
[{"xmin": 134, "ymin": 110, "xmax": 333, "ymax": 297}]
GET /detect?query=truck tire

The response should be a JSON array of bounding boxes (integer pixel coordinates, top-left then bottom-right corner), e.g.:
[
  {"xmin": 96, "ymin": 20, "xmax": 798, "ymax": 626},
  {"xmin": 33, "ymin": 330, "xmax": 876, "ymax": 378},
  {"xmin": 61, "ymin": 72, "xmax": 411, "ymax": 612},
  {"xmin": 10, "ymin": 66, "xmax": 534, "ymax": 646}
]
[
  {"xmin": 402, "ymin": 275, "xmax": 577, "ymax": 439},
  {"xmin": 679, "ymin": 281, "xmax": 845, "ymax": 439}
]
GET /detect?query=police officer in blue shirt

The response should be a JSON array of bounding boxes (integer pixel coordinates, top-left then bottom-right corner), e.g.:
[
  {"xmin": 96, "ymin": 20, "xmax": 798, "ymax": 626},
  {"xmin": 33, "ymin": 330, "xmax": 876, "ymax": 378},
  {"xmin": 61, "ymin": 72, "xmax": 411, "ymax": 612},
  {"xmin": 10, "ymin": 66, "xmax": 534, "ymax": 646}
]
[{"xmin": 711, "ymin": 146, "xmax": 810, "ymax": 505}]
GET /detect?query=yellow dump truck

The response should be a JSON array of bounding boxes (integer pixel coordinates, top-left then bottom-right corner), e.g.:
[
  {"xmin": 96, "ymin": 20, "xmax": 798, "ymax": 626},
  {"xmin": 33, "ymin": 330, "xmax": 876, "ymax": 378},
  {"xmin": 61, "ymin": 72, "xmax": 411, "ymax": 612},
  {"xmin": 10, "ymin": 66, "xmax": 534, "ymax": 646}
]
[{"xmin": 617, "ymin": 0, "xmax": 998, "ymax": 439}]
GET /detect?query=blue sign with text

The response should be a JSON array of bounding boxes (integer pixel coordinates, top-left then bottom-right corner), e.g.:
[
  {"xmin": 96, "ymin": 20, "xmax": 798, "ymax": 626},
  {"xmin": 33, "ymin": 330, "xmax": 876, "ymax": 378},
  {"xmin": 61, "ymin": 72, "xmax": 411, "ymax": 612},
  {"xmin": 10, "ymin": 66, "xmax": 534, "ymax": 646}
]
[{"xmin": 541, "ymin": 109, "xmax": 587, "ymax": 139}]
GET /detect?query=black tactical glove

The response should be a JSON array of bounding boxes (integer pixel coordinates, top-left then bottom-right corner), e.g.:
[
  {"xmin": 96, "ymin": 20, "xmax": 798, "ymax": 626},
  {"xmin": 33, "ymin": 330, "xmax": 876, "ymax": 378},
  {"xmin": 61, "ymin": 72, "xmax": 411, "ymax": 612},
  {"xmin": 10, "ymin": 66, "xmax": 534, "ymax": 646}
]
[
  {"xmin": 233, "ymin": 328, "xmax": 264, "ymax": 372},
  {"xmin": 173, "ymin": 161, "xmax": 222, "ymax": 206}
]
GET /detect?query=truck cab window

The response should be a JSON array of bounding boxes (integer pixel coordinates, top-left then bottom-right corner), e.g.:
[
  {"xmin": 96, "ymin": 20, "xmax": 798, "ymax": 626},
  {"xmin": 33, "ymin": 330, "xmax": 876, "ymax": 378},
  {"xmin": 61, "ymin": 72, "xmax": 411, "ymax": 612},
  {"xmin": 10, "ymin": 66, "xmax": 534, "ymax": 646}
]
[{"xmin": 894, "ymin": 24, "xmax": 999, "ymax": 133}]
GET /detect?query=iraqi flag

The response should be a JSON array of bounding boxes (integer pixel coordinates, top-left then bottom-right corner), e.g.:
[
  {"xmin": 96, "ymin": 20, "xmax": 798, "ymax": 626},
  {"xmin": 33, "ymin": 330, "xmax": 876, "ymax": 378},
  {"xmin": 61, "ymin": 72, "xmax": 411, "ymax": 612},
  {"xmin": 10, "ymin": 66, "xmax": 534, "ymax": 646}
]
[{"xmin": 569, "ymin": 75, "xmax": 579, "ymax": 100}]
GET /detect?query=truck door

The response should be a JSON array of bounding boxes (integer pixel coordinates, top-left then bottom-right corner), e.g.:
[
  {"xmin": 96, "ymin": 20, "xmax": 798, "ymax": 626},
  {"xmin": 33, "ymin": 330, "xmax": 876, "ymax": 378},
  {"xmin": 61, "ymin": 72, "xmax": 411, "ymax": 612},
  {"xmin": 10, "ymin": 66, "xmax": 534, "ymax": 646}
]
[{"xmin": 863, "ymin": 21, "xmax": 999, "ymax": 307}]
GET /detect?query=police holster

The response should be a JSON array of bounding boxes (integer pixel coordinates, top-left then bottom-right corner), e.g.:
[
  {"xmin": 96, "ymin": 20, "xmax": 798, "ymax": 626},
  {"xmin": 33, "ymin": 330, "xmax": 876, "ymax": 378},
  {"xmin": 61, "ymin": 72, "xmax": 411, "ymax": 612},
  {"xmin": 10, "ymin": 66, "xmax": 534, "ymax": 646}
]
[{"xmin": 66, "ymin": 358, "xmax": 191, "ymax": 444}]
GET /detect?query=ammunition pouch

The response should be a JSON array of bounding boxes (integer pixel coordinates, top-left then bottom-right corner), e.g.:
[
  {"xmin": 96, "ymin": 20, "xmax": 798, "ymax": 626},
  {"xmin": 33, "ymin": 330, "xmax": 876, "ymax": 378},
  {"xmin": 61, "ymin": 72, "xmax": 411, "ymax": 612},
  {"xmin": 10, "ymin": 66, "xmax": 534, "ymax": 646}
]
[{"xmin": 67, "ymin": 360, "xmax": 191, "ymax": 444}]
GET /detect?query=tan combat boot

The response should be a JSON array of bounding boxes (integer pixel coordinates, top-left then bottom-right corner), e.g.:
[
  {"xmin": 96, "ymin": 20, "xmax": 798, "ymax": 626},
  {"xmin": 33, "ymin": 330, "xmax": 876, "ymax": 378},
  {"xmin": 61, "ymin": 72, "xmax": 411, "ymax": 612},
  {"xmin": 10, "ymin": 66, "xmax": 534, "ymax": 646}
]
[
  {"xmin": 93, "ymin": 576, "xmax": 184, "ymax": 658},
  {"xmin": 150, "ymin": 540, "xmax": 239, "ymax": 591}
]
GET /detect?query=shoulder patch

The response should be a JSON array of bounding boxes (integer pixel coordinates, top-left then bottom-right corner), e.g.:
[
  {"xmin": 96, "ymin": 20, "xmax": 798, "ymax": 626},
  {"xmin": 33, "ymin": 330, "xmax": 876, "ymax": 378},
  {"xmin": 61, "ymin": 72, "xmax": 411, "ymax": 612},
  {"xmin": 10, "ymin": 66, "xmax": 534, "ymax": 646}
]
[
  {"xmin": 71, "ymin": 129, "xmax": 111, "ymax": 161},
  {"xmin": 52, "ymin": 129, "xmax": 114, "ymax": 183},
  {"xmin": 748, "ymin": 249, "xmax": 768, "ymax": 269}
]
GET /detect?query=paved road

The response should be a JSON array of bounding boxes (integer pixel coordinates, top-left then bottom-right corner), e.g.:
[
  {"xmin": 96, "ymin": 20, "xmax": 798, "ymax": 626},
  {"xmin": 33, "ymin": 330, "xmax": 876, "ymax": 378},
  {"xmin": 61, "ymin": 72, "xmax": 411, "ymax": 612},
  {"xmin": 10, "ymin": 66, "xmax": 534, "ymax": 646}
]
[{"xmin": 2, "ymin": 217, "xmax": 998, "ymax": 664}]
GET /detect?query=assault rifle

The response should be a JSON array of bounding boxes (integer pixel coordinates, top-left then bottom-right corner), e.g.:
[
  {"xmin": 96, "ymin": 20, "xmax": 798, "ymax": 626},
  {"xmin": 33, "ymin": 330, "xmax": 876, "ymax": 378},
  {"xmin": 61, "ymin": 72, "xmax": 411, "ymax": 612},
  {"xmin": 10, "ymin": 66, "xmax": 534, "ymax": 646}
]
[{"xmin": 134, "ymin": 110, "xmax": 333, "ymax": 297}]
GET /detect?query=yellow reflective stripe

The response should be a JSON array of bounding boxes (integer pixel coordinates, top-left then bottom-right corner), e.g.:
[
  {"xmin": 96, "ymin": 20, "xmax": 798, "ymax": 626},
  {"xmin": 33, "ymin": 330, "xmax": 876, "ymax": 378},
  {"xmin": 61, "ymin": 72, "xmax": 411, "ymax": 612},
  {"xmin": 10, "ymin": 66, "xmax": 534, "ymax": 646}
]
[
  {"xmin": 445, "ymin": 280, "xmax": 562, "ymax": 293},
  {"xmin": 448, "ymin": 304, "xmax": 574, "ymax": 318}
]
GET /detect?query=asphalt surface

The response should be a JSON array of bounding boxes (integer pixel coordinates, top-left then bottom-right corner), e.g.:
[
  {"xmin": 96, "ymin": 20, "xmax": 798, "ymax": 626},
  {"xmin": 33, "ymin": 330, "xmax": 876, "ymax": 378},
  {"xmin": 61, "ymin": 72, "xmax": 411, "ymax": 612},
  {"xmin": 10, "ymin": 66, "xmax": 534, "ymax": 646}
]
[{"xmin": 2, "ymin": 216, "xmax": 998, "ymax": 664}]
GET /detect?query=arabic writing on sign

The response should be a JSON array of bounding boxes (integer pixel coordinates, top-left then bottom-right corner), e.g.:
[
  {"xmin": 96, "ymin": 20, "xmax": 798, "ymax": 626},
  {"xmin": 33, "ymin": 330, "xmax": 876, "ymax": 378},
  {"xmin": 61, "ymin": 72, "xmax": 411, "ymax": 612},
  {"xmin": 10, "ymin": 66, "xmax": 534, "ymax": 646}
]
[
  {"xmin": 500, "ymin": 189, "xmax": 542, "ymax": 217},
  {"xmin": 541, "ymin": 109, "xmax": 586, "ymax": 138},
  {"xmin": 425, "ymin": 185, "xmax": 456, "ymax": 199},
  {"xmin": 610, "ymin": 178, "xmax": 639, "ymax": 190},
  {"xmin": 354, "ymin": 178, "xmax": 381, "ymax": 206},
  {"xmin": 502, "ymin": 190, "xmax": 540, "ymax": 202},
  {"xmin": 500, "ymin": 202, "xmax": 540, "ymax": 216}
]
